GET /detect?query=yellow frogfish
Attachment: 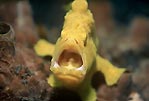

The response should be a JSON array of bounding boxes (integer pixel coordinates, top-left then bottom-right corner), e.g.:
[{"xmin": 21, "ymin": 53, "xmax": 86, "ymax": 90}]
[{"xmin": 34, "ymin": 0, "xmax": 126, "ymax": 101}]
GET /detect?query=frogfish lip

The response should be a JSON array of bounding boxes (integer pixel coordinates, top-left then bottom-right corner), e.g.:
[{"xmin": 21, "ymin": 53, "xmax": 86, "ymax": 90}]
[{"xmin": 50, "ymin": 48, "xmax": 86, "ymax": 86}]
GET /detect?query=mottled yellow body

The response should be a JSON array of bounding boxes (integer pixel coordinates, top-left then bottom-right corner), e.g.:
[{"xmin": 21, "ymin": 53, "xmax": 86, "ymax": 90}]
[{"xmin": 34, "ymin": 0, "xmax": 126, "ymax": 101}]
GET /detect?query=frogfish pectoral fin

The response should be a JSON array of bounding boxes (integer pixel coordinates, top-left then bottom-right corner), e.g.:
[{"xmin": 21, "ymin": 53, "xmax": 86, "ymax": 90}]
[
  {"xmin": 47, "ymin": 74, "xmax": 62, "ymax": 87},
  {"xmin": 96, "ymin": 55, "xmax": 126, "ymax": 86},
  {"xmin": 34, "ymin": 39, "xmax": 55, "ymax": 57}
]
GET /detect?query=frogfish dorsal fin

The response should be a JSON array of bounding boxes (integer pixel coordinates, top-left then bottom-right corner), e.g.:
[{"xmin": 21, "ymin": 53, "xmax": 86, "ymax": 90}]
[{"xmin": 72, "ymin": 0, "xmax": 88, "ymax": 12}]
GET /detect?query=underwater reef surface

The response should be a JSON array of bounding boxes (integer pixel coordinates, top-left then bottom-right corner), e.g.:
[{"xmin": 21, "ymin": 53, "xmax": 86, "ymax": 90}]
[{"xmin": 0, "ymin": 0, "xmax": 148, "ymax": 101}]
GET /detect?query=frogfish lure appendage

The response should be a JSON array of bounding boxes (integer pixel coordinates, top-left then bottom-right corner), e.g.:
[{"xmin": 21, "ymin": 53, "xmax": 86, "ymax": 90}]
[{"xmin": 34, "ymin": 0, "xmax": 126, "ymax": 101}]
